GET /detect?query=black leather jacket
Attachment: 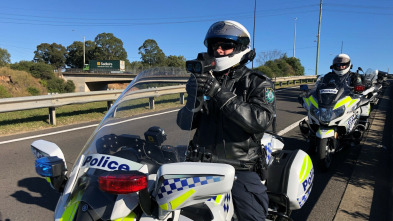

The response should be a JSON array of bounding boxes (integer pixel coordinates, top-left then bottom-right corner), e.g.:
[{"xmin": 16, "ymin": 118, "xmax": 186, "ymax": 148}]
[
  {"xmin": 321, "ymin": 71, "xmax": 362, "ymax": 88},
  {"xmin": 178, "ymin": 65, "xmax": 275, "ymax": 169}
]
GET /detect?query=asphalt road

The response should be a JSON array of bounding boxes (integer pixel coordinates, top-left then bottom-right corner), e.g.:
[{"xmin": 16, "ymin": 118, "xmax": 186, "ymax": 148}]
[{"xmin": 0, "ymin": 84, "xmax": 391, "ymax": 221}]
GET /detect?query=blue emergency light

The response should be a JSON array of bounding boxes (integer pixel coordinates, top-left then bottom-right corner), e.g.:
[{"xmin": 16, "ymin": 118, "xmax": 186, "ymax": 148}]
[{"xmin": 35, "ymin": 156, "xmax": 65, "ymax": 177}]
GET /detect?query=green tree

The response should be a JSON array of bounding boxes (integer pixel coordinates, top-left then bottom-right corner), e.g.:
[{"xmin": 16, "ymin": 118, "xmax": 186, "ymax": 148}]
[
  {"xmin": 127, "ymin": 61, "xmax": 146, "ymax": 73},
  {"xmin": 254, "ymin": 66, "xmax": 274, "ymax": 78},
  {"xmin": 0, "ymin": 47, "xmax": 11, "ymax": 67},
  {"xmin": 29, "ymin": 62, "xmax": 56, "ymax": 79},
  {"xmin": 284, "ymin": 56, "xmax": 305, "ymax": 76},
  {"xmin": 66, "ymin": 40, "xmax": 96, "ymax": 68},
  {"xmin": 165, "ymin": 55, "xmax": 186, "ymax": 67},
  {"xmin": 94, "ymin": 33, "xmax": 128, "ymax": 60},
  {"xmin": 138, "ymin": 39, "xmax": 166, "ymax": 67},
  {"xmin": 10, "ymin": 60, "xmax": 33, "ymax": 72},
  {"xmin": 34, "ymin": 43, "xmax": 67, "ymax": 69}
]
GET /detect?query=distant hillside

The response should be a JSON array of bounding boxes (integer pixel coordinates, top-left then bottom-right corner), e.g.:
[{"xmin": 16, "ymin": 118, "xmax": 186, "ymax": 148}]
[{"xmin": 0, "ymin": 67, "xmax": 47, "ymax": 98}]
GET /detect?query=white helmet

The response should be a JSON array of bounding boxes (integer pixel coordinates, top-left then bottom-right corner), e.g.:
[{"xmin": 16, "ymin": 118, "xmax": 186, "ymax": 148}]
[
  {"xmin": 204, "ymin": 20, "xmax": 254, "ymax": 72},
  {"xmin": 331, "ymin": 54, "xmax": 352, "ymax": 76}
]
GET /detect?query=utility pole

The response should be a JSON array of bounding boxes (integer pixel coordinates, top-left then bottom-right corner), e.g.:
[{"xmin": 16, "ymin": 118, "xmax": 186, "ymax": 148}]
[
  {"xmin": 83, "ymin": 36, "xmax": 86, "ymax": 66},
  {"xmin": 293, "ymin": 17, "xmax": 297, "ymax": 57},
  {"xmin": 315, "ymin": 0, "xmax": 323, "ymax": 76},
  {"xmin": 341, "ymin": 41, "xmax": 343, "ymax": 53}
]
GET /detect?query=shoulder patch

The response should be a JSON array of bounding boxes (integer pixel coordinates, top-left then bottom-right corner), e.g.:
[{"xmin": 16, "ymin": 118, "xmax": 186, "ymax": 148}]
[{"xmin": 265, "ymin": 88, "xmax": 275, "ymax": 104}]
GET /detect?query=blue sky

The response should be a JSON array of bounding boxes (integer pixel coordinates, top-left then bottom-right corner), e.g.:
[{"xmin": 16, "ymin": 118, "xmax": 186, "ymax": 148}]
[{"xmin": 0, "ymin": 0, "xmax": 392, "ymax": 75}]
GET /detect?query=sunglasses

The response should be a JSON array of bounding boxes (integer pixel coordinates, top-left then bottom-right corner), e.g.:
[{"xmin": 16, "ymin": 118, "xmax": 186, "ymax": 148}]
[
  {"xmin": 212, "ymin": 42, "xmax": 236, "ymax": 50},
  {"xmin": 334, "ymin": 63, "xmax": 348, "ymax": 68}
]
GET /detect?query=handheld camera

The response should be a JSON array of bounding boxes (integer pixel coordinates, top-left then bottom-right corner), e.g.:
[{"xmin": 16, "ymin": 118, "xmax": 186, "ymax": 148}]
[{"xmin": 186, "ymin": 53, "xmax": 216, "ymax": 75}]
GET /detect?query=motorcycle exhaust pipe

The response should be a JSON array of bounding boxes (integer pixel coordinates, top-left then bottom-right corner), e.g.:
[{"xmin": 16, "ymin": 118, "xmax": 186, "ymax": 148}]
[{"xmin": 352, "ymin": 124, "xmax": 366, "ymax": 140}]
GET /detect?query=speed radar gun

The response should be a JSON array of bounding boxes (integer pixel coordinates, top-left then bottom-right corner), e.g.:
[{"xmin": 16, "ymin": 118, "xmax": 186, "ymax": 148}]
[{"xmin": 186, "ymin": 52, "xmax": 216, "ymax": 75}]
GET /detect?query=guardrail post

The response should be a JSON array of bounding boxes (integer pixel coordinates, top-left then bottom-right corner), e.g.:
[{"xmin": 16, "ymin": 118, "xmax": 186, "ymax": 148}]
[
  {"xmin": 293, "ymin": 80, "xmax": 296, "ymax": 85},
  {"xmin": 279, "ymin": 82, "xmax": 282, "ymax": 87},
  {"xmin": 287, "ymin": 81, "xmax": 290, "ymax": 85},
  {"xmin": 149, "ymin": 97, "xmax": 155, "ymax": 109},
  {"xmin": 107, "ymin": 101, "xmax": 114, "ymax": 110},
  {"xmin": 180, "ymin": 93, "xmax": 185, "ymax": 105},
  {"xmin": 49, "ymin": 107, "xmax": 56, "ymax": 125}
]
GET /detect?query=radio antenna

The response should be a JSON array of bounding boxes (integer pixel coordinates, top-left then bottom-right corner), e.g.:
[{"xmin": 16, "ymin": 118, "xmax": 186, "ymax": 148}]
[{"xmin": 252, "ymin": 0, "xmax": 256, "ymax": 69}]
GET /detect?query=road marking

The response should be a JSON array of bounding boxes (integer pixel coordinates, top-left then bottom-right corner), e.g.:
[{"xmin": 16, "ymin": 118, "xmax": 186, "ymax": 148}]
[
  {"xmin": 277, "ymin": 116, "xmax": 307, "ymax": 136},
  {"xmin": 0, "ymin": 109, "xmax": 179, "ymax": 145}
]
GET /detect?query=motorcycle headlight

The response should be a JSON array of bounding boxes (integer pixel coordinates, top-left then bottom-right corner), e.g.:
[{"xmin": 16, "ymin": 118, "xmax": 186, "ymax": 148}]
[
  {"xmin": 319, "ymin": 108, "xmax": 332, "ymax": 124},
  {"xmin": 310, "ymin": 105, "xmax": 319, "ymax": 118},
  {"xmin": 319, "ymin": 106, "xmax": 345, "ymax": 123}
]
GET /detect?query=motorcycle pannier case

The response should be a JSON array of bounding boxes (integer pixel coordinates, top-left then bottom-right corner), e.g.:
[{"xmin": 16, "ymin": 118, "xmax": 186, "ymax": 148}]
[
  {"xmin": 154, "ymin": 162, "xmax": 235, "ymax": 212},
  {"xmin": 266, "ymin": 149, "xmax": 314, "ymax": 210}
]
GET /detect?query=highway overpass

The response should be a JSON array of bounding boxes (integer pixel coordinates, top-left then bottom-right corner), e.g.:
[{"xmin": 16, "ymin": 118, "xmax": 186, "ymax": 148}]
[{"xmin": 62, "ymin": 72, "xmax": 136, "ymax": 92}]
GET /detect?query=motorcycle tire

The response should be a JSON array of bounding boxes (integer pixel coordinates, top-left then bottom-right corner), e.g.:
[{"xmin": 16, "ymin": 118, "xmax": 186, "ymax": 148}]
[{"xmin": 318, "ymin": 138, "xmax": 334, "ymax": 171}]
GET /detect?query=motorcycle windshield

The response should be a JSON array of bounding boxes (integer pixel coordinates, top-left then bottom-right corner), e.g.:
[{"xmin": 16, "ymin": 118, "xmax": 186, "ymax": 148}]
[
  {"xmin": 363, "ymin": 68, "xmax": 378, "ymax": 87},
  {"xmin": 57, "ymin": 67, "xmax": 197, "ymax": 220},
  {"xmin": 315, "ymin": 74, "xmax": 350, "ymax": 107}
]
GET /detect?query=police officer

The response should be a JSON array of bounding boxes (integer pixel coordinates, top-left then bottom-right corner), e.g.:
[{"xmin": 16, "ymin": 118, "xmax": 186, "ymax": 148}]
[
  {"xmin": 322, "ymin": 53, "xmax": 363, "ymax": 88},
  {"xmin": 178, "ymin": 20, "xmax": 275, "ymax": 220}
]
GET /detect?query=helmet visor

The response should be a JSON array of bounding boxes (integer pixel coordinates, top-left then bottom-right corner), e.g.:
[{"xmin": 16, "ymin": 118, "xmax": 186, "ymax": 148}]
[
  {"xmin": 211, "ymin": 41, "xmax": 236, "ymax": 51},
  {"xmin": 333, "ymin": 62, "xmax": 350, "ymax": 71},
  {"xmin": 204, "ymin": 21, "xmax": 250, "ymax": 49}
]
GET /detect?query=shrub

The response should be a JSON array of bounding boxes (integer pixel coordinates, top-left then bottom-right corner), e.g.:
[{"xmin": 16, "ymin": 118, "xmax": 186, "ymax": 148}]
[
  {"xmin": 27, "ymin": 87, "xmax": 40, "ymax": 96},
  {"xmin": 29, "ymin": 62, "xmax": 55, "ymax": 80}
]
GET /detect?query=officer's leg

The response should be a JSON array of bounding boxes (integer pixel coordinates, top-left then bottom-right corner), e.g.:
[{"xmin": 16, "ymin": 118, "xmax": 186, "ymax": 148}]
[{"xmin": 232, "ymin": 171, "xmax": 268, "ymax": 221}]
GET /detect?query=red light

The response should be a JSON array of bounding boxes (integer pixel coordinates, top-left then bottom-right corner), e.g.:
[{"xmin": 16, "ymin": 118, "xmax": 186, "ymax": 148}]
[
  {"xmin": 354, "ymin": 85, "xmax": 365, "ymax": 92},
  {"xmin": 99, "ymin": 171, "xmax": 147, "ymax": 194}
]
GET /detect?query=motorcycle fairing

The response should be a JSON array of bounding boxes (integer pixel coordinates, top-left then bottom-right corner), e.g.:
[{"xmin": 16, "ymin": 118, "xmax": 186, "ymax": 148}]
[
  {"xmin": 154, "ymin": 162, "xmax": 235, "ymax": 219},
  {"xmin": 316, "ymin": 127, "xmax": 335, "ymax": 139},
  {"xmin": 280, "ymin": 150, "xmax": 314, "ymax": 210},
  {"xmin": 360, "ymin": 103, "xmax": 371, "ymax": 117}
]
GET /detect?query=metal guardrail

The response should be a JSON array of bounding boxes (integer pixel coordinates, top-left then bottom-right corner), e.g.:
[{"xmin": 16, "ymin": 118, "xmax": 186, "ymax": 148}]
[
  {"xmin": 0, "ymin": 75, "xmax": 316, "ymax": 125},
  {"xmin": 0, "ymin": 86, "xmax": 186, "ymax": 125}
]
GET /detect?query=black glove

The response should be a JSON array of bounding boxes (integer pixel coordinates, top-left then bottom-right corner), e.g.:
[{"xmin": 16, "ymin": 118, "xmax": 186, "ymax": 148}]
[
  {"xmin": 196, "ymin": 74, "xmax": 209, "ymax": 96},
  {"xmin": 196, "ymin": 74, "xmax": 221, "ymax": 97}
]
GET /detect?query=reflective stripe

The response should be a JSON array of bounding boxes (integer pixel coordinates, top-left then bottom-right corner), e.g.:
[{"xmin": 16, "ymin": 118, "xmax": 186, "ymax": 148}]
[
  {"xmin": 304, "ymin": 97, "xmax": 310, "ymax": 107},
  {"xmin": 45, "ymin": 177, "xmax": 51, "ymax": 183},
  {"xmin": 160, "ymin": 203, "xmax": 169, "ymax": 211},
  {"xmin": 325, "ymin": 129, "xmax": 333, "ymax": 136},
  {"xmin": 334, "ymin": 96, "xmax": 351, "ymax": 109},
  {"xmin": 113, "ymin": 212, "xmax": 136, "ymax": 221},
  {"xmin": 170, "ymin": 189, "xmax": 195, "ymax": 209},
  {"xmin": 308, "ymin": 96, "xmax": 318, "ymax": 108},
  {"xmin": 60, "ymin": 191, "xmax": 83, "ymax": 221},
  {"xmin": 215, "ymin": 194, "xmax": 223, "ymax": 204},
  {"xmin": 299, "ymin": 155, "xmax": 312, "ymax": 183},
  {"xmin": 348, "ymin": 99, "xmax": 359, "ymax": 108}
]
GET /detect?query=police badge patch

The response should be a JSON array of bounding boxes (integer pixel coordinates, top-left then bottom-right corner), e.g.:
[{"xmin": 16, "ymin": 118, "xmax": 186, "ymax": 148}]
[{"xmin": 265, "ymin": 88, "xmax": 275, "ymax": 104}]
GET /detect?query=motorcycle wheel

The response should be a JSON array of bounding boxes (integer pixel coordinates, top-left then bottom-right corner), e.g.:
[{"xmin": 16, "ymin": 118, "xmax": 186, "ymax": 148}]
[{"xmin": 318, "ymin": 138, "xmax": 334, "ymax": 171}]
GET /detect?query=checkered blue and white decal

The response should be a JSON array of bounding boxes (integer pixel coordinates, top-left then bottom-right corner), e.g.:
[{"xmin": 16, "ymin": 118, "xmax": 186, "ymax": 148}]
[
  {"xmin": 207, "ymin": 193, "xmax": 231, "ymax": 213},
  {"xmin": 157, "ymin": 176, "xmax": 223, "ymax": 199}
]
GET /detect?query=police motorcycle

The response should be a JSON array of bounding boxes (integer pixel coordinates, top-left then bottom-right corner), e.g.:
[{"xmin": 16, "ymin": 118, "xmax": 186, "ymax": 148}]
[
  {"xmin": 357, "ymin": 67, "xmax": 383, "ymax": 106},
  {"xmin": 298, "ymin": 72, "xmax": 369, "ymax": 170},
  {"xmin": 30, "ymin": 66, "xmax": 314, "ymax": 221}
]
